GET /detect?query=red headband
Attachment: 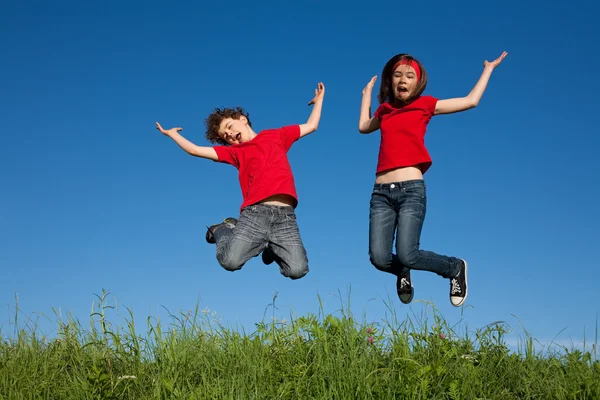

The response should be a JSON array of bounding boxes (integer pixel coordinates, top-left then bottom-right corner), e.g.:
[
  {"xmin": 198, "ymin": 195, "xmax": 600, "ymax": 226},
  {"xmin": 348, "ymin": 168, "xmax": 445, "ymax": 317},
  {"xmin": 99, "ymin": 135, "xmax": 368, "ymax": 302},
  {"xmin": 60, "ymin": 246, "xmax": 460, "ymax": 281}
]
[{"xmin": 392, "ymin": 59, "xmax": 421, "ymax": 81}]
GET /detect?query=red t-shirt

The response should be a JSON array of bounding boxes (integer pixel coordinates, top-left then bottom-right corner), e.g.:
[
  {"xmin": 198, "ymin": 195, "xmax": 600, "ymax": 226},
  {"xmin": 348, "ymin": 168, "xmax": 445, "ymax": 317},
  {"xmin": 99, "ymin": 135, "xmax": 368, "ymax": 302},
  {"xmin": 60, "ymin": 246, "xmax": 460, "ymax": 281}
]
[
  {"xmin": 213, "ymin": 125, "xmax": 301, "ymax": 211},
  {"xmin": 373, "ymin": 95, "xmax": 438, "ymax": 175}
]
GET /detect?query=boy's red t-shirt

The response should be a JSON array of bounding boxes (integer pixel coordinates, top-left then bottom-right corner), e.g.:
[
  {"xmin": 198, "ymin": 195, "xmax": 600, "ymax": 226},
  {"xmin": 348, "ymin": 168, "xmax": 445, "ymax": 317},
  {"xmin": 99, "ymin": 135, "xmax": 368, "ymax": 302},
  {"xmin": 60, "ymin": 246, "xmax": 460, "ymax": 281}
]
[
  {"xmin": 213, "ymin": 125, "xmax": 301, "ymax": 211},
  {"xmin": 373, "ymin": 95, "xmax": 438, "ymax": 175}
]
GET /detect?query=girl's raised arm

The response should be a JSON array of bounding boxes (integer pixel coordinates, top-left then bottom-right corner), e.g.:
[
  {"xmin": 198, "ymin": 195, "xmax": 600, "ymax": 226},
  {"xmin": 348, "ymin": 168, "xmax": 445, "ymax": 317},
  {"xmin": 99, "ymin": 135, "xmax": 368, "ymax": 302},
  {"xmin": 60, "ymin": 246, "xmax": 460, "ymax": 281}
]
[
  {"xmin": 359, "ymin": 76, "xmax": 381, "ymax": 134},
  {"xmin": 434, "ymin": 51, "xmax": 507, "ymax": 115}
]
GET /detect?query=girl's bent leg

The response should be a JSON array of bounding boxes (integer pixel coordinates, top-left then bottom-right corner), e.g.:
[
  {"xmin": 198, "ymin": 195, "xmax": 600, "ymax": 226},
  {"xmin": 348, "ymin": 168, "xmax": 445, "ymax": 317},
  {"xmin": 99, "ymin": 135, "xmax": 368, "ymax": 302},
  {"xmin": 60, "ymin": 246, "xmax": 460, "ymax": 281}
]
[
  {"xmin": 395, "ymin": 182, "xmax": 461, "ymax": 279},
  {"xmin": 369, "ymin": 189, "xmax": 405, "ymax": 276}
]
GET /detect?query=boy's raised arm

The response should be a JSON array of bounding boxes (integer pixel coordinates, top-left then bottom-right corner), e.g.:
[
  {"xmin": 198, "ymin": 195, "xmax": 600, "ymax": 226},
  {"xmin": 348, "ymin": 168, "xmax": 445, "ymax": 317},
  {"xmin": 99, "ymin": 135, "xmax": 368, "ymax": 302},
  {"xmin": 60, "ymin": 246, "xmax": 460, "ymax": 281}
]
[
  {"xmin": 299, "ymin": 82, "xmax": 325, "ymax": 138},
  {"xmin": 156, "ymin": 122, "xmax": 218, "ymax": 161}
]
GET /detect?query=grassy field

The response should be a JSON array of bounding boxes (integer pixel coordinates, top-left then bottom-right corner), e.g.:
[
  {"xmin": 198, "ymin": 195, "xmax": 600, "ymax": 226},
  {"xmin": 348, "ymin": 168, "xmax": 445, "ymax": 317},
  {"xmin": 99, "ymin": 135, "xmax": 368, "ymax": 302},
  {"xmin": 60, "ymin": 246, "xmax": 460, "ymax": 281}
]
[{"xmin": 1, "ymin": 291, "xmax": 598, "ymax": 399}]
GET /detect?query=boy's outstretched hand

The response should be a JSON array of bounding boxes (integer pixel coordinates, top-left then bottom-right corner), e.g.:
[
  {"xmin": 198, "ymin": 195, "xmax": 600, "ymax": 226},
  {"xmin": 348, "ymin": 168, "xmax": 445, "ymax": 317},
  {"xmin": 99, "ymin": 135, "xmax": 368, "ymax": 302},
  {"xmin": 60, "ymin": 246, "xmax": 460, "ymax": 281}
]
[
  {"xmin": 156, "ymin": 122, "xmax": 182, "ymax": 136},
  {"xmin": 308, "ymin": 82, "xmax": 325, "ymax": 106},
  {"xmin": 484, "ymin": 51, "xmax": 508, "ymax": 70}
]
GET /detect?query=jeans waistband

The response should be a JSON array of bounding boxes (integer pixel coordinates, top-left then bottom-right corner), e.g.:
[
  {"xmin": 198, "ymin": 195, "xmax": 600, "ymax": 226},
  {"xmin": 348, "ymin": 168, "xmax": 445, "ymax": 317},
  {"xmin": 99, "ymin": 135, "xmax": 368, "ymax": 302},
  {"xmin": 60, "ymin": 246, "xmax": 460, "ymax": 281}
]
[
  {"xmin": 373, "ymin": 179, "xmax": 425, "ymax": 191},
  {"xmin": 244, "ymin": 203, "xmax": 295, "ymax": 213}
]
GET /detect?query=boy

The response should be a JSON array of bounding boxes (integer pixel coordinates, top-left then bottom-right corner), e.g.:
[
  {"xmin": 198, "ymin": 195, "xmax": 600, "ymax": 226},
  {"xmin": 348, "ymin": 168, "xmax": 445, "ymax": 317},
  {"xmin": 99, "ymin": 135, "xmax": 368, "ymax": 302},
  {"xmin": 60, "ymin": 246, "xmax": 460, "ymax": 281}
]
[{"xmin": 155, "ymin": 82, "xmax": 325, "ymax": 279}]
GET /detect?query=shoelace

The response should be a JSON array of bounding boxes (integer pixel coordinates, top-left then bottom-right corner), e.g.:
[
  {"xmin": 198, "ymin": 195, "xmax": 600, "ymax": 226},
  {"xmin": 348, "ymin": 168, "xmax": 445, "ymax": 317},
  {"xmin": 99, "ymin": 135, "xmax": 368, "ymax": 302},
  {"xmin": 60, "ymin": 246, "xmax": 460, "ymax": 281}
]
[
  {"xmin": 451, "ymin": 278, "xmax": 461, "ymax": 295},
  {"xmin": 400, "ymin": 278, "xmax": 410, "ymax": 290}
]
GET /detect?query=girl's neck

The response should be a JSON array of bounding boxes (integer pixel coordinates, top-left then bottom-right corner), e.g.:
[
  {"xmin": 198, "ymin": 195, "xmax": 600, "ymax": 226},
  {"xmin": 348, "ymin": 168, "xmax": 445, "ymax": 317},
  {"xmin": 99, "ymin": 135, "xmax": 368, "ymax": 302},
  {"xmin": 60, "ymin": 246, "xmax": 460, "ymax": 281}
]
[{"xmin": 392, "ymin": 96, "xmax": 418, "ymax": 107}]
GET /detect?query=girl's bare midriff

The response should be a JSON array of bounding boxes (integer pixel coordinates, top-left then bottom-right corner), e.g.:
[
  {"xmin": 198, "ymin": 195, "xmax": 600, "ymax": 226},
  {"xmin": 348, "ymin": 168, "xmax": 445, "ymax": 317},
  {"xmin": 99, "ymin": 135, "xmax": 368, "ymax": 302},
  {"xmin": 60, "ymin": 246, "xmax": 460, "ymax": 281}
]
[
  {"xmin": 260, "ymin": 194, "xmax": 296, "ymax": 207},
  {"xmin": 375, "ymin": 166, "xmax": 424, "ymax": 184}
]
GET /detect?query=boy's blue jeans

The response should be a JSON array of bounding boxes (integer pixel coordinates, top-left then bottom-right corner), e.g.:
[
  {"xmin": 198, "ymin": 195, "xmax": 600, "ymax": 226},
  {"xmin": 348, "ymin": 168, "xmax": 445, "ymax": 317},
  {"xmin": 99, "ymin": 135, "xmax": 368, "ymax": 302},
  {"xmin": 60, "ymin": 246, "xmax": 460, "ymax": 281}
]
[
  {"xmin": 369, "ymin": 180, "xmax": 461, "ymax": 279},
  {"xmin": 213, "ymin": 203, "xmax": 309, "ymax": 280}
]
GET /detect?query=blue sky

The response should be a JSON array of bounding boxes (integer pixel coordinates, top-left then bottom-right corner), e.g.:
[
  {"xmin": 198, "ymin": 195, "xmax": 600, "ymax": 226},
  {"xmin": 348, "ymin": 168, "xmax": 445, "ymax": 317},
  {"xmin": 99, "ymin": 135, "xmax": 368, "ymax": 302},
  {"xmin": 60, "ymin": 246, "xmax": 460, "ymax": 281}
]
[{"xmin": 1, "ymin": 0, "xmax": 599, "ymax": 349}]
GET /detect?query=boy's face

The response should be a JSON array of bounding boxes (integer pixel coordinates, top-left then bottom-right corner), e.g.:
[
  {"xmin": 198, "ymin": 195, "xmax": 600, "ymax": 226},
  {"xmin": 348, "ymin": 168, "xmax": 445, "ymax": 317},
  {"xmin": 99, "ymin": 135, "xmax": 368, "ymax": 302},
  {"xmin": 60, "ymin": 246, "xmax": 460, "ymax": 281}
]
[
  {"xmin": 392, "ymin": 64, "xmax": 418, "ymax": 101},
  {"xmin": 218, "ymin": 116, "xmax": 251, "ymax": 145}
]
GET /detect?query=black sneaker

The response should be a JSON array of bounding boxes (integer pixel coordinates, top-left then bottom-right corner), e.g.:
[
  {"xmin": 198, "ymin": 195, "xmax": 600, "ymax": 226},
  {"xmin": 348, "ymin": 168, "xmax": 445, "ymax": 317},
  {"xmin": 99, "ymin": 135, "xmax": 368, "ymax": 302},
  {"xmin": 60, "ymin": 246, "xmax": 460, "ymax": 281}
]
[
  {"xmin": 450, "ymin": 259, "xmax": 468, "ymax": 307},
  {"xmin": 261, "ymin": 243, "xmax": 275, "ymax": 265},
  {"xmin": 205, "ymin": 218, "xmax": 237, "ymax": 244},
  {"xmin": 396, "ymin": 271, "xmax": 414, "ymax": 304}
]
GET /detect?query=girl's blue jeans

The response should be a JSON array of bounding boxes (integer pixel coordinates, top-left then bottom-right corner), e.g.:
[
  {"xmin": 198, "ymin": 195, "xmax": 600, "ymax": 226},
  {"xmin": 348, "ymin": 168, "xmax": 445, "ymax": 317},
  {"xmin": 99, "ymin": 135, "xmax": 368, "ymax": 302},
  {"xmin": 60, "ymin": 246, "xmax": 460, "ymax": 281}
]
[{"xmin": 369, "ymin": 180, "xmax": 461, "ymax": 279}]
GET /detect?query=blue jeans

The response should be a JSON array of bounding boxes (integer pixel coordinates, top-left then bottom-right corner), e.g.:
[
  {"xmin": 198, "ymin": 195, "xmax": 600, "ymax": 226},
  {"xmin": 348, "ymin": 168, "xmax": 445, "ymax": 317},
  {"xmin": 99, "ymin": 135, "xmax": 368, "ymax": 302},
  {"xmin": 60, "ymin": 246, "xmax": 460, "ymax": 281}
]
[
  {"xmin": 369, "ymin": 180, "xmax": 461, "ymax": 279},
  {"xmin": 213, "ymin": 203, "xmax": 309, "ymax": 280}
]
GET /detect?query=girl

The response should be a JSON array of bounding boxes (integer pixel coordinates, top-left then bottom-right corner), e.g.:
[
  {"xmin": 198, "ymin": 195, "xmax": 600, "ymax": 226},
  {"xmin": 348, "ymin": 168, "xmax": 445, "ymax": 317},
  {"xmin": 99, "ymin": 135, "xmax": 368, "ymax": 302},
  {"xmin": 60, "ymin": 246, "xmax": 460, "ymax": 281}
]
[{"xmin": 359, "ymin": 51, "xmax": 507, "ymax": 306}]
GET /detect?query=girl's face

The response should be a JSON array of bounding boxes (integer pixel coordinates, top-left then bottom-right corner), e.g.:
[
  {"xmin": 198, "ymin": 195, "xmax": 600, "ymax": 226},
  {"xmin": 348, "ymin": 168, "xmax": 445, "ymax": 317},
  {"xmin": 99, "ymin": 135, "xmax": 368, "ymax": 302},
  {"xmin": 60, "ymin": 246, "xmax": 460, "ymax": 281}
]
[
  {"xmin": 392, "ymin": 64, "xmax": 419, "ymax": 102},
  {"xmin": 218, "ymin": 116, "xmax": 251, "ymax": 145}
]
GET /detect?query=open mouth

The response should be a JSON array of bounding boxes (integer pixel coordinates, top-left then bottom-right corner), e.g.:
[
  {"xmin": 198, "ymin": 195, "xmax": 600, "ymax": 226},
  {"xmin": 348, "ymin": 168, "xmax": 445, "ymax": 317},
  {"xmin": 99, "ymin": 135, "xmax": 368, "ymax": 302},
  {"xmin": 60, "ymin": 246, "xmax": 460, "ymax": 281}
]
[
  {"xmin": 235, "ymin": 133, "xmax": 241, "ymax": 142},
  {"xmin": 397, "ymin": 86, "xmax": 408, "ymax": 94}
]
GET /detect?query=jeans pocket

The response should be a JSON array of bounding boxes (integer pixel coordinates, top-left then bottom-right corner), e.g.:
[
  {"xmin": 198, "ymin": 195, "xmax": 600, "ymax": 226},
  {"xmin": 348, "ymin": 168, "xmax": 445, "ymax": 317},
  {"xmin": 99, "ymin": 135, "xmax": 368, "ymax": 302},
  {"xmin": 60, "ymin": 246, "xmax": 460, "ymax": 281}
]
[
  {"xmin": 370, "ymin": 189, "xmax": 385, "ymax": 200},
  {"xmin": 242, "ymin": 205, "xmax": 262, "ymax": 217},
  {"xmin": 284, "ymin": 212, "xmax": 297, "ymax": 222},
  {"xmin": 406, "ymin": 185, "xmax": 426, "ymax": 199}
]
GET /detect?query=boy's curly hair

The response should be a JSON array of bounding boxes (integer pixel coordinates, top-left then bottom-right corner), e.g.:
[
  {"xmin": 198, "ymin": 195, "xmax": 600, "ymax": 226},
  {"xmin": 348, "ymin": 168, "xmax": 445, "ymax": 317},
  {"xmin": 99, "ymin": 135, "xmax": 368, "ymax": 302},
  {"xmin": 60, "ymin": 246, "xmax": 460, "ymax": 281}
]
[
  {"xmin": 378, "ymin": 54, "xmax": 428, "ymax": 105},
  {"xmin": 205, "ymin": 107, "xmax": 252, "ymax": 146}
]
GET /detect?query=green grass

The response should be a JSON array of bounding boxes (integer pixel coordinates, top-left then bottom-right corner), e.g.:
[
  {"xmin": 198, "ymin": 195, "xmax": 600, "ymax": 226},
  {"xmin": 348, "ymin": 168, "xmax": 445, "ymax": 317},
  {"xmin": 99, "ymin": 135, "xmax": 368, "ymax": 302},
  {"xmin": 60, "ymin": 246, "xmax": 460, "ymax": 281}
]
[{"xmin": 1, "ymin": 290, "xmax": 598, "ymax": 399}]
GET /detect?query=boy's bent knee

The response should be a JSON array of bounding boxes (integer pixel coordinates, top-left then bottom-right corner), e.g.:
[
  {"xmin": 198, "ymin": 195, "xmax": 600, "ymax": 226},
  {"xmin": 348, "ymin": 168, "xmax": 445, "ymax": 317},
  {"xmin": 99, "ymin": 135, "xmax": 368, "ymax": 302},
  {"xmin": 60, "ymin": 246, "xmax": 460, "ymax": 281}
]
[
  {"xmin": 282, "ymin": 259, "xmax": 309, "ymax": 280},
  {"xmin": 217, "ymin": 253, "xmax": 244, "ymax": 272},
  {"xmin": 286, "ymin": 265, "xmax": 309, "ymax": 280}
]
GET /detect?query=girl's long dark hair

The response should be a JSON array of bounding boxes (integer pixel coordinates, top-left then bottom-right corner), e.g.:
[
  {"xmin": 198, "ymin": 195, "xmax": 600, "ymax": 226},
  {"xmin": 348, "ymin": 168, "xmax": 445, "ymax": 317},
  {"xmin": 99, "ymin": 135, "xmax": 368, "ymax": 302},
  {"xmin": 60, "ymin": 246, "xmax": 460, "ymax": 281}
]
[{"xmin": 377, "ymin": 54, "xmax": 428, "ymax": 105}]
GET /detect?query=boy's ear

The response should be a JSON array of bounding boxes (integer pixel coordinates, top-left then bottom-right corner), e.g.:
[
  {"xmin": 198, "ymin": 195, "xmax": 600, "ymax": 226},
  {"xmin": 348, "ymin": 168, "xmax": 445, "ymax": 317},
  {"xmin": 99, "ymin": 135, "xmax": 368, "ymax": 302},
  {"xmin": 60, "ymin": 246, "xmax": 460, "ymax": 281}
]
[{"xmin": 239, "ymin": 115, "xmax": 248, "ymax": 124}]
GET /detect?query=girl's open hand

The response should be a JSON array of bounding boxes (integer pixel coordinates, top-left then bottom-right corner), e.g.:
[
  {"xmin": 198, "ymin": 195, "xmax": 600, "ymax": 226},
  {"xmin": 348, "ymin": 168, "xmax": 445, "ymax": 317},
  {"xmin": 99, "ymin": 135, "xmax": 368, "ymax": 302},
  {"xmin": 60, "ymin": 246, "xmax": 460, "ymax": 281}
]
[
  {"xmin": 362, "ymin": 75, "xmax": 377, "ymax": 95},
  {"xmin": 308, "ymin": 82, "xmax": 325, "ymax": 106},
  {"xmin": 484, "ymin": 51, "xmax": 508, "ymax": 70},
  {"xmin": 156, "ymin": 122, "xmax": 182, "ymax": 136}
]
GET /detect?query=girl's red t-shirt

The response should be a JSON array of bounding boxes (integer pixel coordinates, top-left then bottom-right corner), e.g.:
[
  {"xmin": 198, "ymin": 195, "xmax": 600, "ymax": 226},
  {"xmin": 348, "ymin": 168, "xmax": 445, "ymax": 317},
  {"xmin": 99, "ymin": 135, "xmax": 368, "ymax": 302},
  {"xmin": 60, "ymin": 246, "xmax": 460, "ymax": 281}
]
[{"xmin": 374, "ymin": 95, "xmax": 438, "ymax": 175}]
